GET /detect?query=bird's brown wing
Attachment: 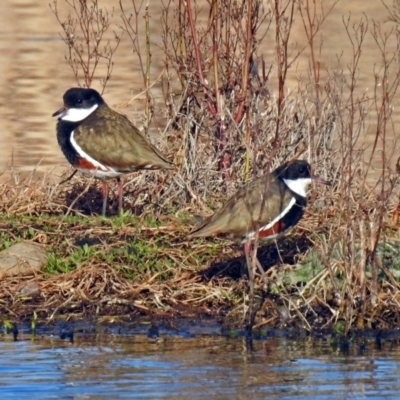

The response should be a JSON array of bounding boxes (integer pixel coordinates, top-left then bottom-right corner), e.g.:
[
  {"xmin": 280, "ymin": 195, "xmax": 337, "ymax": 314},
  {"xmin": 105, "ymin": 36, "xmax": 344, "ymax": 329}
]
[
  {"xmin": 74, "ymin": 108, "xmax": 174, "ymax": 171},
  {"xmin": 188, "ymin": 175, "xmax": 295, "ymax": 239}
]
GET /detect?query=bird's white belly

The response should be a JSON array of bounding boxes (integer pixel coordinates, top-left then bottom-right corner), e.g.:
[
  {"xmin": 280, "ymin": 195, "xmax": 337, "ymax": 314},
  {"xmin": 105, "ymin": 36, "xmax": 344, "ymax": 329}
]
[{"xmin": 77, "ymin": 167, "xmax": 122, "ymax": 179}]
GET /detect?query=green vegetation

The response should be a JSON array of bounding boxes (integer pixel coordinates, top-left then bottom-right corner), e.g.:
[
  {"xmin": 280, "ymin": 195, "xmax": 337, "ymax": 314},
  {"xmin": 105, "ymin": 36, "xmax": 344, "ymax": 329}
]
[{"xmin": 2, "ymin": 0, "xmax": 400, "ymax": 332}]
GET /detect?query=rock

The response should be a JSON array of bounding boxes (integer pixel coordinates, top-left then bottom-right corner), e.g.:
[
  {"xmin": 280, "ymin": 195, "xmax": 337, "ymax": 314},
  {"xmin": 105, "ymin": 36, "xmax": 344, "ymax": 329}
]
[
  {"xmin": 0, "ymin": 241, "xmax": 47, "ymax": 278},
  {"xmin": 15, "ymin": 282, "xmax": 41, "ymax": 297}
]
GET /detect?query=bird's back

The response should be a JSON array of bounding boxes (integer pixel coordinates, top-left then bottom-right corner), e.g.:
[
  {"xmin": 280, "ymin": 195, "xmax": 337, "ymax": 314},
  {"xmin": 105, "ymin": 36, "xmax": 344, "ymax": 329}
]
[
  {"xmin": 74, "ymin": 108, "xmax": 174, "ymax": 172},
  {"xmin": 188, "ymin": 175, "xmax": 296, "ymax": 240}
]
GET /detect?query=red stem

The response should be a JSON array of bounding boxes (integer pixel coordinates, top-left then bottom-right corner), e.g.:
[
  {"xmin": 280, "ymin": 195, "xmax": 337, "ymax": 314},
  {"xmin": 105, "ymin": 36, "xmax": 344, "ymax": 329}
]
[
  {"xmin": 234, "ymin": 0, "xmax": 253, "ymax": 125},
  {"xmin": 185, "ymin": 0, "xmax": 217, "ymax": 116}
]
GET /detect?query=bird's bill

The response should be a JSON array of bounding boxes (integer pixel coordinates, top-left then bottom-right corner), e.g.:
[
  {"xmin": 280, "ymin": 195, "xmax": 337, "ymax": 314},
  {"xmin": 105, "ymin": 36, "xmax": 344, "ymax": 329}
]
[
  {"xmin": 52, "ymin": 106, "xmax": 67, "ymax": 118},
  {"xmin": 312, "ymin": 175, "xmax": 331, "ymax": 186}
]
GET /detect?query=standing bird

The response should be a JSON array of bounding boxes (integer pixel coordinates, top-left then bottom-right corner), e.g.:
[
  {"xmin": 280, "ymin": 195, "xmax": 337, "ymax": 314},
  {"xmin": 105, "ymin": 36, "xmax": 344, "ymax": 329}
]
[
  {"xmin": 188, "ymin": 160, "xmax": 330, "ymax": 274},
  {"xmin": 53, "ymin": 87, "xmax": 174, "ymax": 216}
]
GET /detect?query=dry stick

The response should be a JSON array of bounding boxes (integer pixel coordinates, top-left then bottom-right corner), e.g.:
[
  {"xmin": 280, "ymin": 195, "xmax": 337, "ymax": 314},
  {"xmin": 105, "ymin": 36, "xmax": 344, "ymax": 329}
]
[
  {"xmin": 144, "ymin": 1, "xmax": 152, "ymax": 126},
  {"xmin": 48, "ymin": 294, "xmax": 77, "ymax": 322},
  {"xmin": 58, "ymin": 169, "xmax": 78, "ymax": 185},
  {"xmin": 234, "ymin": 0, "xmax": 253, "ymax": 126},
  {"xmin": 268, "ymin": 2, "xmax": 294, "ymax": 206},
  {"xmin": 115, "ymin": 67, "xmax": 166, "ymax": 112},
  {"xmin": 275, "ymin": 0, "xmax": 285, "ymax": 111},
  {"xmin": 56, "ymin": 177, "xmax": 95, "ymax": 230},
  {"xmin": 84, "ymin": 2, "xmax": 92, "ymax": 87},
  {"xmin": 342, "ymin": 15, "xmax": 367, "ymax": 309},
  {"xmin": 244, "ymin": 109, "xmax": 251, "ymax": 181},
  {"xmin": 274, "ymin": 0, "xmax": 294, "ymax": 140},
  {"xmin": 305, "ymin": 0, "xmax": 321, "ymax": 112},
  {"xmin": 176, "ymin": 0, "xmax": 185, "ymax": 91},
  {"xmin": 47, "ymin": 168, "xmax": 78, "ymax": 213},
  {"xmin": 185, "ymin": 0, "xmax": 232, "ymax": 193},
  {"xmin": 76, "ymin": 0, "xmax": 93, "ymax": 87},
  {"xmin": 298, "ymin": 0, "xmax": 339, "ymax": 119},
  {"xmin": 185, "ymin": 0, "xmax": 223, "ymax": 188},
  {"xmin": 370, "ymin": 161, "xmax": 386, "ymax": 305},
  {"xmin": 278, "ymin": 291, "xmax": 313, "ymax": 331},
  {"xmin": 211, "ymin": 0, "xmax": 230, "ymax": 187},
  {"xmin": 377, "ymin": 256, "xmax": 400, "ymax": 291},
  {"xmin": 184, "ymin": 0, "xmax": 217, "ymax": 117}
]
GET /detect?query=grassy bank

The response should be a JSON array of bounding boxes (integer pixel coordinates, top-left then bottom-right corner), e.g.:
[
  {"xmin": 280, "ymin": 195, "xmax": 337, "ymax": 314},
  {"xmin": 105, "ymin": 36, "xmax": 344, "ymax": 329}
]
[
  {"xmin": 2, "ymin": 0, "xmax": 400, "ymax": 333},
  {"xmin": 1, "ymin": 170, "xmax": 399, "ymax": 332}
]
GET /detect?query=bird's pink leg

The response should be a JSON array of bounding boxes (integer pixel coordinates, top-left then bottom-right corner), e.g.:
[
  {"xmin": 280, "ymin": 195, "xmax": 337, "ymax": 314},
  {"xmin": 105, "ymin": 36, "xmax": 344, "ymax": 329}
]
[
  {"xmin": 117, "ymin": 177, "xmax": 123, "ymax": 215},
  {"xmin": 244, "ymin": 241, "xmax": 265, "ymax": 276},
  {"xmin": 244, "ymin": 240, "xmax": 254, "ymax": 295},
  {"xmin": 255, "ymin": 254, "xmax": 265, "ymax": 275},
  {"xmin": 101, "ymin": 181, "xmax": 109, "ymax": 216}
]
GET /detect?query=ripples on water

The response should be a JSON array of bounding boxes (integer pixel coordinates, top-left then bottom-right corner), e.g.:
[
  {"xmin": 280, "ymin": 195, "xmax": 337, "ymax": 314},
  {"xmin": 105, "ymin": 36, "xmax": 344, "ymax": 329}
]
[{"xmin": 1, "ymin": 325, "xmax": 400, "ymax": 399}]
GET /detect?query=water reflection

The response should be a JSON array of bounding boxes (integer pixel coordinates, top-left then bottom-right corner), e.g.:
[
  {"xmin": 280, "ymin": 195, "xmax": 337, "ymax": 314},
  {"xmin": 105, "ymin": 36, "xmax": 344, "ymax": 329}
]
[{"xmin": 1, "ymin": 332, "xmax": 400, "ymax": 399}]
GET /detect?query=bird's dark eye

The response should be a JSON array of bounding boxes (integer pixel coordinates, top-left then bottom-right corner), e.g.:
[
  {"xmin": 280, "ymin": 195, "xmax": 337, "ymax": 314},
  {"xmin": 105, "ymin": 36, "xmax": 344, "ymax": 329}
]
[
  {"xmin": 298, "ymin": 166, "xmax": 305, "ymax": 173},
  {"xmin": 77, "ymin": 98, "xmax": 82, "ymax": 104}
]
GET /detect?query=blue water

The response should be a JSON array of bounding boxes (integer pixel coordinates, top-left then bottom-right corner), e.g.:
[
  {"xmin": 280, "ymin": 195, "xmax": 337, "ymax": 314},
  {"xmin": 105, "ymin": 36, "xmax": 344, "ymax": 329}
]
[{"xmin": 1, "ymin": 328, "xmax": 400, "ymax": 399}]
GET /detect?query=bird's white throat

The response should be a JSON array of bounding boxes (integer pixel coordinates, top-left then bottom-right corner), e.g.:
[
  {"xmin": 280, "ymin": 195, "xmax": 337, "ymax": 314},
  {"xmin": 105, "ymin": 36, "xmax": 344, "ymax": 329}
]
[
  {"xmin": 283, "ymin": 177, "xmax": 312, "ymax": 197},
  {"xmin": 59, "ymin": 104, "xmax": 98, "ymax": 122}
]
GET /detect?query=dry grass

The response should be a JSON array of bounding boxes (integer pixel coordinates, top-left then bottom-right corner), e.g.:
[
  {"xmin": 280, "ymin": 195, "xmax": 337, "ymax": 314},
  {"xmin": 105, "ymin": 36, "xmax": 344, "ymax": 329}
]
[
  {"xmin": 1, "ymin": 161, "xmax": 399, "ymax": 332},
  {"xmin": 2, "ymin": 0, "xmax": 400, "ymax": 332},
  {"xmin": 0, "ymin": 167, "xmax": 325, "ymax": 326}
]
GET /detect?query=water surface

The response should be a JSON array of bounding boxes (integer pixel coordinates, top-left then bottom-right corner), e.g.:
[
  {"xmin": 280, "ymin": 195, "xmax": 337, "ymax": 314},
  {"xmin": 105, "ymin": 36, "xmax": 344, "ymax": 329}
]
[{"xmin": 2, "ymin": 325, "xmax": 400, "ymax": 399}]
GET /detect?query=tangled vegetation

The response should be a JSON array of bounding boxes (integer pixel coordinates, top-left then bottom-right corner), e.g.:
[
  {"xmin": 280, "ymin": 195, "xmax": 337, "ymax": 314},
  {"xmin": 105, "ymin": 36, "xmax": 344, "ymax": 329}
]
[{"xmin": 2, "ymin": 0, "xmax": 400, "ymax": 334}]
